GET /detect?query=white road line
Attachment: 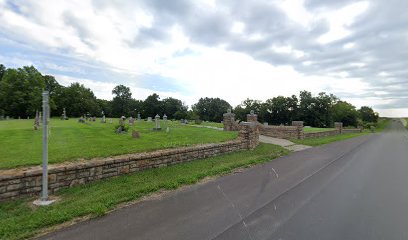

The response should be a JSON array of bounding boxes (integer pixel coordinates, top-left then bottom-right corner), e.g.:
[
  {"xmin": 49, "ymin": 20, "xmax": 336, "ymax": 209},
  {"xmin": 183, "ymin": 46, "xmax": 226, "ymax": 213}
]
[{"xmin": 271, "ymin": 167, "xmax": 279, "ymax": 179}]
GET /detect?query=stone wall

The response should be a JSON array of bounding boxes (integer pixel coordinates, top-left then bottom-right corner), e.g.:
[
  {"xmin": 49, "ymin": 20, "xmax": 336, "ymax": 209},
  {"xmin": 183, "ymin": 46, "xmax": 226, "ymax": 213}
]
[
  {"xmin": 303, "ymin": 130, "xmax": 339, "ymax": 138},
  {"xmin": 0, "ymin": 123, "xmax": 259, "ymax": 201},
  {"xmin": 259, "ymin": 121, "xmax": 304, "ymax": 140}
]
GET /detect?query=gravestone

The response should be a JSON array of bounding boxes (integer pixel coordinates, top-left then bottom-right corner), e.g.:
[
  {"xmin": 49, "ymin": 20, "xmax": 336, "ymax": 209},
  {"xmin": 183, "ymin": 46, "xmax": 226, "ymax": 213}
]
[
  {"xmin": 166, "ymin": 127, "xmax": 170, "ymax": 133},
  {"xmin": 116, "ymin": 117, "xmax": 126, "ymax": 133},
  {"xmin": 18, "ymin": 116, "xmax": 21, "ymax": 120},
  {"xmin": 153, "ymin": 114, "xmax": 161, "ymax": 131},
  {"xmin": 39, "ymin": 112, "xmax": 42, "ymax": 123},
  {"xmin": 6, "ymin": 116, "xmax": 9, "ymax": 120},
  {"xmin": 137, "ymin": 113, "xmax": 141, "ymax": 121},
  {"xmin": 129, "ymin": 117, "xmax": 135, "ymax": 125},
  {"xmin": 147, "ymin": 117, "xmax": 152, "ymax": 122},
  {"xmin": 163, "ymin": 114, "xmax": 167, "ymax": 121},
  {"xmin": 101, "ymin": 111, "xmax": 106, "ymax": 123},
  {"xmin": 61, "ymin": 108, "xmax": 68, "ymax": 120},
  {"xmin": 78, "ymin": 117, "xmax": 85, "ymax": 123},
  {"xmin": 132, "ymin": 130, "xmax": 140, "ymax": 138},
  {"xmin": 0, "ymin": 115, "xmax": 4, "ymax": 120},
  {"xmin": 263, "ymin": 122, "xmax": 268, "ymax": 126},
  {"xmin": 109, "ymin": 118, "xmax": 113, "ymax": 124},
  {"xmin": 33, "ymin": 110, "xmax": 40, "ymax": 130},
  {"xmin": 92, "ymin": 116, "xmax": 96, "ymax": 122}
]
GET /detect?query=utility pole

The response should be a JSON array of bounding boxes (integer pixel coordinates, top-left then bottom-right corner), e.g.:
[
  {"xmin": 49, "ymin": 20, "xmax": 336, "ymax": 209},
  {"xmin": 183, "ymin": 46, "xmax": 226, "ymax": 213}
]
[{"xmin": 34, "ymin": 91, "xmax": 55, "ymax": 206}]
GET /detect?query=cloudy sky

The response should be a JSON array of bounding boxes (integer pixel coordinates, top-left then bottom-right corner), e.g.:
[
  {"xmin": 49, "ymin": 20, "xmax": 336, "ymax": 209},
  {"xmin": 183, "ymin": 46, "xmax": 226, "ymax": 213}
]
[{"xmin": 0, "ymin": 0, "xmax": 407, "ymax": 117}]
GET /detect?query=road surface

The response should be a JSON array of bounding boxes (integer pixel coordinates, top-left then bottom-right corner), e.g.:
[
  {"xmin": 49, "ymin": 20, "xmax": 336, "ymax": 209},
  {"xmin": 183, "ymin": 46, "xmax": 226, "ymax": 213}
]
[{"xmin": 40, "ymin": 120, "xmax": 408, "ymax": 240}]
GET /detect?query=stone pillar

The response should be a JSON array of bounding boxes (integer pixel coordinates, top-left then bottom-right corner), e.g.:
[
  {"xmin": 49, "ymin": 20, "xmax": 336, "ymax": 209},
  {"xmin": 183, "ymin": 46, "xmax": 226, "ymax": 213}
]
[
  {"xmin": 239, "ymin": 122, "xmax": 259, "ymax": 150},
  {"xmin": 292, "ymin": 121, "xmax": 304, "ymax": 139},
  {"xmin": 246, "ymin": 110, "xmax": 258, "ymax": 122},
  {"xmin": 335, "ymin": 122, "xmax": 343, "ymax": 134},
  {"xmin": 223, "ymin": 109, "xmax": 236, "ymax": 131}
]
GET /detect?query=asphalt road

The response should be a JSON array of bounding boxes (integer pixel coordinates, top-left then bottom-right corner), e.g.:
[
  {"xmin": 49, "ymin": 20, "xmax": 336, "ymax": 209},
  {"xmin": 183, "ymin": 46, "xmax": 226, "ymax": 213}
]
[{"xmin": 40, "ymin": 120, "xmax": 408, "ymax": 240}]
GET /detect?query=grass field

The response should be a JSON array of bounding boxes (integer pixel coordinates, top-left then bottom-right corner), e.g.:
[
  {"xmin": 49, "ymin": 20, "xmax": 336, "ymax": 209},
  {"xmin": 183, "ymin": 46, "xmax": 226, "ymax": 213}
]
[
  {"xmin": 0, "ymin": 119, "xmax": 238, "ymax": 169},
  {"xmin": 303, "ymin": 127, "xmax": 335, "ymax": 133},
  {"xmin": 291, "ymin": 132, "xmax": 368, "ymax": 146},
  {"xmin": 0, "ymin": 143, "xmax": 288, "ymax": 240},
  {"xmin": 189, "ymin": 121, "xmax": 224, "ymax": 128}
]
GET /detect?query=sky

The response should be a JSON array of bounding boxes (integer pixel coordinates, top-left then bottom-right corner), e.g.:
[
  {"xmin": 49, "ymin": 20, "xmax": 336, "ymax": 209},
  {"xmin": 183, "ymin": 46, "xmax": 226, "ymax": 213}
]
[{"xmin": 0, "ymin": 0, "xmax": 407, "ymax": 117}]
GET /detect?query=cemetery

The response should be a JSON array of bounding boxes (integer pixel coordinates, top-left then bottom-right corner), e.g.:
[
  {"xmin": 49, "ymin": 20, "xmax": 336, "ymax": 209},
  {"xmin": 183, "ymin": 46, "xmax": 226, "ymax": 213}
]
[{"xmin": 0, "ymin": 117, "xmax": 237, "ymax": 170}]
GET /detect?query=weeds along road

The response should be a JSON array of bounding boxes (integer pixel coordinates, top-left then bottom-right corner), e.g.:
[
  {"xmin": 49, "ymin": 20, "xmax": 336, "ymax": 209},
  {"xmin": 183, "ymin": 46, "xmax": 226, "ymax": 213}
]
[{"xmin": 40, "ymin": 120, "xmax": 408, "ymax": 240}]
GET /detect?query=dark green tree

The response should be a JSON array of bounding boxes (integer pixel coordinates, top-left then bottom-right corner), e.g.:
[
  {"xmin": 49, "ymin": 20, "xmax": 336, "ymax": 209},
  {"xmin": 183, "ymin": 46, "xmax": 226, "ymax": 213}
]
[
  {"xmin": 331, "ymin": 101, "xmax": 358, "ymax": 127},
  {"xmin": 358, "ymin": 106, "xmax": 379, "ymax": 123},
  {"xmin": 161, "ymin": 97, "xmax": 188, "ymax": 119},
  {"xmin": 142, "ymin": 93, "xmax": 161, "ymax": 118},
  {"xmin": 111, "ymin": 85, "xmax": 132, "ymax": 117},
  {"xmin": 57, "ymin": 83, "xmax": 101, "ymax": 117},
  {"xmin": 192, "ymin": 97, "xmax": 231, "ymax": 122}
]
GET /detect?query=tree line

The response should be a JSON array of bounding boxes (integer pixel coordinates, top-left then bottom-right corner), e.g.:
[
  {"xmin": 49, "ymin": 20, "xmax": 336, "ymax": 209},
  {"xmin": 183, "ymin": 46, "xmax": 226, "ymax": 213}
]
[{"xmin": 0, "ymin": 64, "xmax": 378, "ymax": 127}]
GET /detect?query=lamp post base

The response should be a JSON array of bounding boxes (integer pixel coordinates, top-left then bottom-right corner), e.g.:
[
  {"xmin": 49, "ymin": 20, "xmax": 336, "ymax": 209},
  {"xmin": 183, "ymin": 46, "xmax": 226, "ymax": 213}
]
[{"xmin": 33, "ymin": 198, "xmax": 56, "ymax": 206}]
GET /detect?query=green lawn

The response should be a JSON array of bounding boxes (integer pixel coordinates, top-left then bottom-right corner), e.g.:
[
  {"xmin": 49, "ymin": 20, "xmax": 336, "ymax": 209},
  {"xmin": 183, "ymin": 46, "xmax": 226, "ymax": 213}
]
[
  {"xmin": 0, "ymin": 143, "xmax": 288, "ymax": 240},
  {"xmin": 189, "ymin": 121, "xmax": 224, "ymax": 128},
  {"xmin": 303, "ymin": 127, "xmax": 335, "ymax": 133},
  {"xmin": 0, "ymin": 119, "xmax": 238, "ymax": 169},
  {"xmin": 292, "ymin": 132, "xmax": 368, "ymax": 146},
  {"xmin": 375, "ymin": 118, "xmax": 391, "ymax": 132}
]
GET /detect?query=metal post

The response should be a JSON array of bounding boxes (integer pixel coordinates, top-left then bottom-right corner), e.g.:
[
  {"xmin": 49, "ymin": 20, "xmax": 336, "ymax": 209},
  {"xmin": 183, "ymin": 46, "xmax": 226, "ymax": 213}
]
[{"xmin": 42, "ymin": 91, "xmax": 49, "ymax": 201}]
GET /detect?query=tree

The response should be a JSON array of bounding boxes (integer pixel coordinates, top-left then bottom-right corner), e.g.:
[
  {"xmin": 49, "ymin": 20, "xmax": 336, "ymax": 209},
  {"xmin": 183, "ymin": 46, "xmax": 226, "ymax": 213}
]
[
  {"xmin": 0, "ymin": 64, "xmax": 5, "ymax": 81},
  {"xmin": 331, "ymin": 101, "xmax": 358, "ymax": 127},
  {"xmin": 111, "ymin": 85, "xmax": 132, "ymax": 117},
  {"xmin": 358, "ymin": 106, "xmax": 379, "ymax": 123},
  {"xmin": 57, "ymin": 83, "xmax": 101, "ymax": 117},
  {"xmin": 0, "ymin": 66, "xmax": 45, "ymax": 118},
  {"xmin": 192, "ymin": 97, "xmax": 231, "ymax": 122},
  {"xmin": 143, "ymin": 93, "xmax": 161, "ymax": 118},
  {"xmin": 161, "ymin": 97, "xmax": 188, "ymax": 119}
]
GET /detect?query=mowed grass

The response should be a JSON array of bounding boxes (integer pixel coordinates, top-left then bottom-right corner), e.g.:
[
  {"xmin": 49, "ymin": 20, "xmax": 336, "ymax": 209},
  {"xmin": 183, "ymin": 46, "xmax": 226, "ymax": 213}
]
[
  {"xmin": 0, "ymin": 143, "xmax": 288, "ymax": 240},
  {"xmin": 188, "ymin": 121, "xmax": 224, "ymax": 128},
  {"xmin": 291, "ymin": 132, "xmax": 368, "ymax": 146},
  {"xmin": 303, "ymin": 127, "xmax": 335, "ymax": 133},
  {"xmin": 0, "ymin": 119, "xmax": 238, "ymax": 169}
]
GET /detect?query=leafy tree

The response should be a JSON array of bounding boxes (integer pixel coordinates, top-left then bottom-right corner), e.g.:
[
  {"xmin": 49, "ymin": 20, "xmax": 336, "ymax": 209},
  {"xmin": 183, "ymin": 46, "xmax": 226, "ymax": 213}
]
[
  {"xmin": 0, "ymin": 64, "xmax": 5, "ymax": 81},
  {"xmin": 111, "ymin": 85, "xmax": 132, "ymax": 117},
  {"xmin": 161, "ymin": 97, "xmax": 188, "ymax": 119},
  {"xmin": 358, "ymin": 106, "xmax": 379, "ymax": 123},
  {"xmin": 263, "ymin": 95, "xmax": 299, "ymax": 125},
  {"xmin": 143, "ymin": 93, "xmax": 161, "ymax": 118},
  {"xmin": 57, "ymin": 83, "xmax": 101, "ymax": 117},
  {"xmin": 192, "ymin": 97, "xmax": 231, "ymax": 122},
  {"xmin": 0, "ymin": 66, "xmax": 45, "ymax": 118},
  {"xmin": 331, "ymin": 101, "xmax": 358, "ymax": 127}
]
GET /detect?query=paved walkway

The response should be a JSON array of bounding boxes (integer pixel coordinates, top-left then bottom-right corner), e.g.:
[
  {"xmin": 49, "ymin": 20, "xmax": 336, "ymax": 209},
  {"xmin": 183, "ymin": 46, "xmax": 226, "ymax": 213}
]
[{"xmin": 259, "ymin": 135, "xmax": 311, "ymax": 151}]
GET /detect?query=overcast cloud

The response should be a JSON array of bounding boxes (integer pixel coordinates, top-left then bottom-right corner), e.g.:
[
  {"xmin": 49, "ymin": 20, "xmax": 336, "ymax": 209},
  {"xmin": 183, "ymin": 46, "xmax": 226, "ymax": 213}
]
[{"xmin": 0, "ymin": 0, "xmax": 407, "ymax": 116}]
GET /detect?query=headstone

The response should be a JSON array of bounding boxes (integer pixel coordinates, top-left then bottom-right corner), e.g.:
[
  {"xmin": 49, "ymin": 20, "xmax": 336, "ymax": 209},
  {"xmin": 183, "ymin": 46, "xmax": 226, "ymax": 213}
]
[
  {"xmin": 0, "ymin": 115, "xmax": 4, "ymax": 120},
  {"xmin": 131, "ymin": 130, "xmax": 140, "ymax": 138},
  {"xmin": 101, "ymin": 115, "xmax": 106, "ymax": 123},
  {"xmin": 166, "ymin": 127, "xmax": 170, "ymax": 133},
  {"xmin": 18, "ymin": 116, "xmax": 21, "ymax": 120},
  {"xmin": 109, "ymin": 118, "xmax": 113, "ymax": 124},
  {"xmin": 129, "ymin": 117, "xmax": 135, "ymax": 125},
  {"xmin": 180, "ymin": 119, "xmax": 184, "ymax": 124},
  {"xmin": 116, "ymin": 116, "xmax": 127, "ymax": 133},
  {"xmin": 39, "ymin": 112, "xmax": 42, "ymax": 123},
  {"xmin": 147, "ymin": 117, "xmax": 152, "ymax": 122},
  {"xmin": 61, "ymin": 108, "xmax": 67, "ymax": 120},
  {"xmin": 6, "ymin": 116, "xmax": 9, "ymax": 120},
  {"xmin": 153, "ymin": 114, "xmax": 161, "ymax": 131},
  {"xmin": 27, "ymin": 116, "xmax": 30, "ymax": 120},
  {"xmin": 163, "ymin": 114, "xmax": 167, "ymax": 121},
  {"xmin": 263, "ymin": 122, "xmax": 268, "ymax": 126},
  {"xmin": 78, "ymin": 117, "xmax": 85, "ymax": 123},
  {"xmin": 92, "ymin": 116, "xmax": 96, "ymax": 122},
  {"xmin": 137, "ymin": 113, "xmax": 141, "ymax": 121},
  {"xmin": 34, "ymin": 110, "xmax": 40, "ymax": 130}
]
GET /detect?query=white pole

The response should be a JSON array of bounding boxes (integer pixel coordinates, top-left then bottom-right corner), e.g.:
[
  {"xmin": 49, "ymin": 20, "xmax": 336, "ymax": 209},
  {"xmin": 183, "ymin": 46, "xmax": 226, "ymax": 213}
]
[{"xmin": 41, "ymin": 91, "xmax": 49, "ymax": 201}]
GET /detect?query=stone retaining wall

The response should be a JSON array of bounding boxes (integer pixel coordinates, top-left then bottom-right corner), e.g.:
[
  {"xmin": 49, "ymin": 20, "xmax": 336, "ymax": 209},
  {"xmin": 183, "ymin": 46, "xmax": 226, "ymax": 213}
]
[
  {"xmin": 0, "ymin": 122, "xmax": 259, "ymax": 201},
  {"xmin": 303, "ymin": 130, "xmax": 339, "ymax": 138}
]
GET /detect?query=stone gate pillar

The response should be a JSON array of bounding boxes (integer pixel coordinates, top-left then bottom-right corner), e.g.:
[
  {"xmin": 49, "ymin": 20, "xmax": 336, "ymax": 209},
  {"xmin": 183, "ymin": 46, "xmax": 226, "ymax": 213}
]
[
  {"xmin": 246, "ymin": 110, "xmax": 258, "ymax": 122},
  {"xmin": 292, "ymin": 121, "xmax": 304, "ymax": 139},
  {"xmin": 335, "ymin": 122, "xmax": 343, "ymax": 134},
  {"xmin": 223, "ymin": 108, "xmax": 236, "ymax": 131},
  {"xmin": 239, "ymin": 122, "xmax": 259, "ymax": 149}
]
